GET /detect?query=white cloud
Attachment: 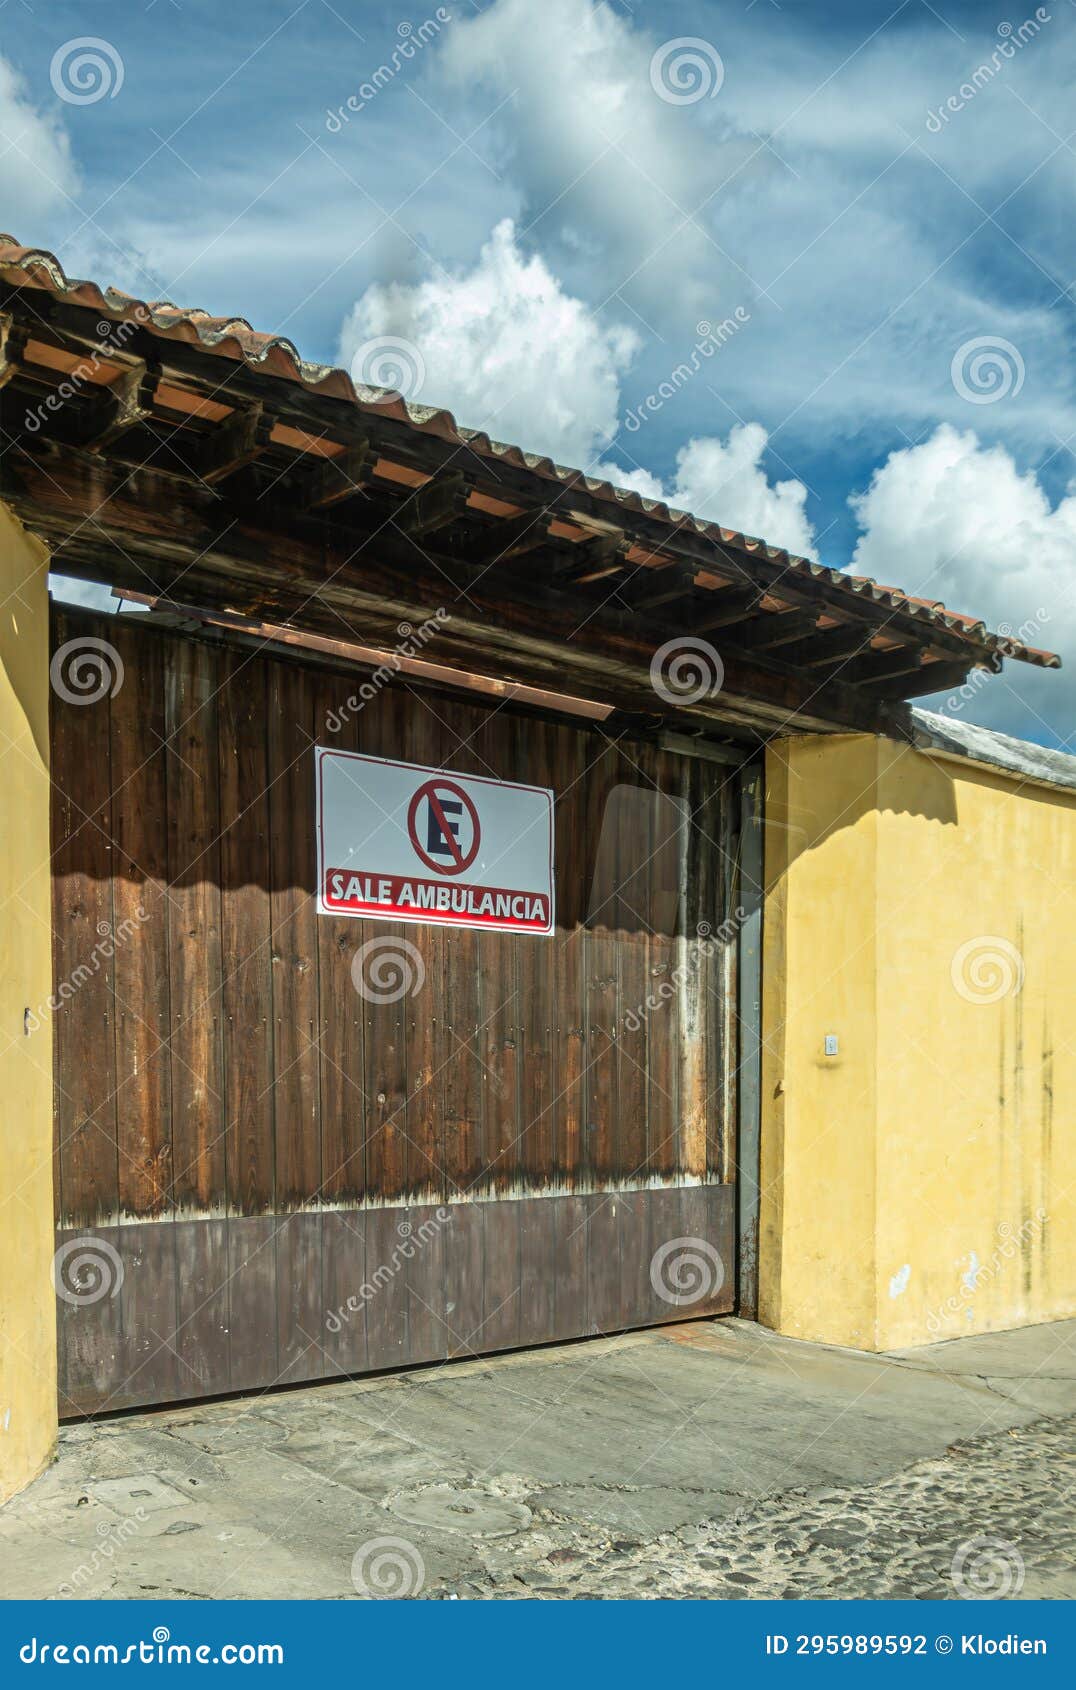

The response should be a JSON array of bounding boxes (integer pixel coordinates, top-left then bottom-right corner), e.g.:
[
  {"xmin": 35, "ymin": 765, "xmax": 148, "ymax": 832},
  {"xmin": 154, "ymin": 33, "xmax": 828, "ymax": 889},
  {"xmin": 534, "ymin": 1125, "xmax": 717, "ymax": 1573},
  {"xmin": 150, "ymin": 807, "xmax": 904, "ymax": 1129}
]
[
  {"xmin": 337, "ymin": 218, "xmax": 638, "ymax": 463},
  {"xmin": 669, "ymin": 426, "xmax": 815, "ymax": 556},
  {"xmin": 592, "ymin": 461, "xmax": 666, "ymax": 501},
  {"xmin": 850, "ymin": 425, "xmax": 1073, "ymax": 738},
  {"xmin": 437, "ymin": 0, "xmax": 744, "ymax": 323},
  {"xmin": 0, "ymin": 55, "xmax": 79, "ymax": 226},
  {"xmin": 600, "ymin": 422, "xmax": 816, "ymax": 558}
]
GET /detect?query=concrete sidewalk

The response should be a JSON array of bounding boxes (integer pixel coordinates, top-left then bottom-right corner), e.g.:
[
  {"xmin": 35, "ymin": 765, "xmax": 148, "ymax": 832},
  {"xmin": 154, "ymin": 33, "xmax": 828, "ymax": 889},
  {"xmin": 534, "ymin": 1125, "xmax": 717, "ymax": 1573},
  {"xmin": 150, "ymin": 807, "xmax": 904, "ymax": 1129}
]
[{"xmin": 1, "ymin": 1317, "xmax": 1073, "ymax": 1600}]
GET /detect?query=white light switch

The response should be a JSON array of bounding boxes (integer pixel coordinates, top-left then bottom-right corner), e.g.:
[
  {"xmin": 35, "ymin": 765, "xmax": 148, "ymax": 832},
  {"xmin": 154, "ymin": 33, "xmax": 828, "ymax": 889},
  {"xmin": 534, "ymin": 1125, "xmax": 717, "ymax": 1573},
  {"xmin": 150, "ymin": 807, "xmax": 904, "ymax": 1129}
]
[{"xmin": 824, "ymin": 1034, "xmax": 839, "ymax": 1056}]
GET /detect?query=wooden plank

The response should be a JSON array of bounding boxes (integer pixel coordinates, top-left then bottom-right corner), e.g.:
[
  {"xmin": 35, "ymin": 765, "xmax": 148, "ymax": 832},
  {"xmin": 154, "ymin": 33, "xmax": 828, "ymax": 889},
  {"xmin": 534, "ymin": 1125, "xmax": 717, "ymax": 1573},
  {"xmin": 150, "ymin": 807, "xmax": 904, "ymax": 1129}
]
[
  {"xmin": 430, "ymin": 701, "xmax": 489, "ymax": 1202},
  {"xmin": 313, "ymin": 675, "xmax": 367, "ymax": 1207},
  {"xmin": 550, "ymin": 723, "xmax": 587, "ymax": 1188},
  {"xmin": 584, "ymin": 743, "xmax": 621, "ymax": 1187},
  {"xmin": 53, "ymin": 1225, "xmax": 124, "ymax": 1416},
  {"xmin": 615, "ymin": 752, "xmax": 650, "ymax": 1186},
  {"xmin": 173, "ymin": 1218, "xmax": 230, "ymax": 1399},
  {"xmin": 677, "ymin": 758, "xmax": 708, "ymax": 1183},
  {"xmin": 400, "ymin": 694, "xmax": 446, "ymax": 1203},
  {"xmin": 479, "ymin": 1198, "xmax": 521, "ymax": 1353},
  {"xmin": 643, "ymin": 1186, "xmax": 690, "ymax": 1326},
  {"xmin": 518, "ymin": 1195, "xmax": 556, "ymax": 1347},
  {"xmin": 275, "ymin": 1210, "xmax": 326, "ymax": 1384},
  {"xmin": 442, "ymin": 1200, "xmax": 483, "ymax": 1357},
  {"xmin": 109, "ymin": 618, "xmax": 173, "ymax": 1218},
  {"xmin": 516, "ymin": 718, "xmax": 555, "ymax": 1194},
  {"xmin": 267, "ymin": 660, "xmax": 322, "ymax": 1210},
  {"xmin": 217, "ymin": 651, "xmax": 275, "ymax": 1214},
  {"xmin": 226, "ymin": 1214, "xmax": 279, "ymax": 1393},
  {"xmin": 586, "ymin": 1192, "xmax": 622, "ymax": 1336},
  {"xmin": 617, "ymin": 1186, "xmax": 655, "ymax": 1331},
  {"xmin": 403, "ymin": 1203, "xmax": 450, "ymax": 1365},
  {"xmin": 472, "ymin": 710, "xmax": 520, "ymax": 1199},
  {"xmin": 552, "ymin": 1194, "xmax": 589, "ymax": 1341},
  {"xmin": 112, "ymin": 1220, "xmax": 179, "ymax": 1409},
  {"xmin": 165, "ymin": 637, "xmax": 225, "ymax": 1214},
  {"xmin": 679, "ymin": 1185, "xmax": 735, "ymax": 1318},
  {"xmin": 321, "ymin": 1209, "xmax": 368, "ymax": 1377},
  {"xmin": 49, "ymin": 609, "xmax": 119, "ymax": 1226},
  {"xmin": 363, "ymin": 1206, "xmax": 410, "ymax": 1372},
  {"xmin": 643, "ymin": 748, "xmax": 682, "ymax": 1185},
  {"xmin": 352, "ymin": 686, "xmax": 410, "ymax": 1205}
]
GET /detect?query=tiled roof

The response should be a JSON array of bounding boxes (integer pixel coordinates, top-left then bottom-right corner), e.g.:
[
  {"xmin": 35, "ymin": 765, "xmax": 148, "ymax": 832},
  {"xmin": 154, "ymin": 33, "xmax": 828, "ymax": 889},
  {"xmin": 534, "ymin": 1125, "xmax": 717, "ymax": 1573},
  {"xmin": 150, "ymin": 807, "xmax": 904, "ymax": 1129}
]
[{"xmin": 0, "ymin": 235, "xmax": 1060, "ymax": 670}]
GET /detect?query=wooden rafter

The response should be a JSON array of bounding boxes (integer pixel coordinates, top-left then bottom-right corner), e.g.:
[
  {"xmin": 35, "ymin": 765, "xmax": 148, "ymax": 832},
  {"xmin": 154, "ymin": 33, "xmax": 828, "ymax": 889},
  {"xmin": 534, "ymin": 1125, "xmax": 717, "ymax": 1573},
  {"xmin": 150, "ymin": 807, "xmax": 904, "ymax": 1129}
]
[{"xmin": 392, "ymin": 469, "xmax": 471, "ymax": 537}]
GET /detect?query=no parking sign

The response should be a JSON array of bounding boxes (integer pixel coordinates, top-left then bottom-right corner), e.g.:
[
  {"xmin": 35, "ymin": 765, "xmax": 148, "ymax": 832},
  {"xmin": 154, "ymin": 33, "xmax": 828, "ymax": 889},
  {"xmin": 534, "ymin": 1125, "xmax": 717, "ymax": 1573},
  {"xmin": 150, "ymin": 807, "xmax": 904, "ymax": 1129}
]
[{"xmin": 316, "ymin": 749, "xmax": 555, "ymax": 934}]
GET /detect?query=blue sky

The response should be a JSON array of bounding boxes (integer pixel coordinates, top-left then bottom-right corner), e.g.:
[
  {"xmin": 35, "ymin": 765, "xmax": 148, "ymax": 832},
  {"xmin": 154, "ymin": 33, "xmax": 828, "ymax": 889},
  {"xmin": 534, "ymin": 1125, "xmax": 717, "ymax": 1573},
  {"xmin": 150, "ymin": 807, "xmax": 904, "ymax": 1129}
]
[{"xmin": 2, "ymin": 0, "xmax": 1074, "ymax": 743}]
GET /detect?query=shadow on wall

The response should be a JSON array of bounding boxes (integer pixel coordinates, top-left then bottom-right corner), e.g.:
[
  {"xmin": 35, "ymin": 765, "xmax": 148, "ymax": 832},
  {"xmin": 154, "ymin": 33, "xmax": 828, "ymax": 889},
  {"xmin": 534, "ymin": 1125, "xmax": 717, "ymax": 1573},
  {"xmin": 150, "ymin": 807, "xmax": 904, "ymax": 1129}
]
[{"xmin": 764, "ymin": 732, "xmax": 959, "ymax": 877}]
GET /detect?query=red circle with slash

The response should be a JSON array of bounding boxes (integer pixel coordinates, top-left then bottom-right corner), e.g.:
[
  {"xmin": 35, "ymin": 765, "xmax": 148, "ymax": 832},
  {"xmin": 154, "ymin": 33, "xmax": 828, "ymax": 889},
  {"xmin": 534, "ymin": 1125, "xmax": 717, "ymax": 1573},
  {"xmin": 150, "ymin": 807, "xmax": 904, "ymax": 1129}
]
[{"xmin": 407, "ymin": 778, "xmax": 481, "ymax": 875}]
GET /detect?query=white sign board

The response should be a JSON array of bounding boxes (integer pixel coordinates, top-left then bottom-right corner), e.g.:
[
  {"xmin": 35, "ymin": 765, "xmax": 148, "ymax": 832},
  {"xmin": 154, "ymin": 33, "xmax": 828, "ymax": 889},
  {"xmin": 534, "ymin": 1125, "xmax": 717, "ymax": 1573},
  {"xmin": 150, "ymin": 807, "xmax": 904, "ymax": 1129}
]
[{"xmin": 315, "ymin": 748, "xmax": 555, "ymax": 935}]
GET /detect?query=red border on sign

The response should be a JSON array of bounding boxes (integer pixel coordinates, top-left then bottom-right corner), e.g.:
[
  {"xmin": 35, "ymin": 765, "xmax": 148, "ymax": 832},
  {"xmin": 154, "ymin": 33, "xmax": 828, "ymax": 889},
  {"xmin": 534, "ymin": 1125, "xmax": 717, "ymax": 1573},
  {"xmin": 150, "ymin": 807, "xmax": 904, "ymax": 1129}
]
[
  {"xmin": 314, "ymin": 748, "xmax": 555, "ymax": 936},
  {"xmin": 406, "ymin": 778, "xmax": 480, "ymax": 875}
]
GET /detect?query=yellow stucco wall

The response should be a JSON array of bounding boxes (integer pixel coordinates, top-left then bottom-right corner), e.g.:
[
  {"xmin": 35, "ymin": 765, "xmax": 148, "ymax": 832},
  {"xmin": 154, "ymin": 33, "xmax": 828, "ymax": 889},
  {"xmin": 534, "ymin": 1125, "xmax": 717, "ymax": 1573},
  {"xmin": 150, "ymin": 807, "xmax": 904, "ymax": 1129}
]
[
  {"xmin": 760, "ymin": 731, "xmax": 1075, "ymax": 1351},
  {"xmin": 0, "ymin": 502, "xmax": 57, "ymax": 1501}
]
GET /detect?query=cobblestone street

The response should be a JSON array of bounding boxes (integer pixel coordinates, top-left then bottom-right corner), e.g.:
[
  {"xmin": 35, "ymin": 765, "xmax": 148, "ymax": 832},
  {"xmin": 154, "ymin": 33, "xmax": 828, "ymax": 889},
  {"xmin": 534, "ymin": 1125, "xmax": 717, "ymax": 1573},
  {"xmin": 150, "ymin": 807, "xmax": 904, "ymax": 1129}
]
[{"xmin": 448, "ymin": 1415, "xmax": 1075, "ymax": 1600}]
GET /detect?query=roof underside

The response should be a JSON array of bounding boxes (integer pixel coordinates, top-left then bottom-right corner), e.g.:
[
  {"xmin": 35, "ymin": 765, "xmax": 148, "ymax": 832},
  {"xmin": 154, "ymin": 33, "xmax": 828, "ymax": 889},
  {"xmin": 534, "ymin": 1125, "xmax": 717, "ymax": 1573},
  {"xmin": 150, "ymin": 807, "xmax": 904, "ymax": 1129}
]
[{"xmin": 0, "ymin": 235, "xmax": 1060, "ymax": 745}]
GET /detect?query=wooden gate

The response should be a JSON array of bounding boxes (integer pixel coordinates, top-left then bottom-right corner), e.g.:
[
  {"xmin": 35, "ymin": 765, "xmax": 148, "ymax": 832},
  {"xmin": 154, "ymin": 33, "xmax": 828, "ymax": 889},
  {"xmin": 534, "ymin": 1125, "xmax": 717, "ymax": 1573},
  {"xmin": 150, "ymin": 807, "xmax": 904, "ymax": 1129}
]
[{"xmin": 50, "ymin": 606, "xmax": 742, "ymax": 1415}]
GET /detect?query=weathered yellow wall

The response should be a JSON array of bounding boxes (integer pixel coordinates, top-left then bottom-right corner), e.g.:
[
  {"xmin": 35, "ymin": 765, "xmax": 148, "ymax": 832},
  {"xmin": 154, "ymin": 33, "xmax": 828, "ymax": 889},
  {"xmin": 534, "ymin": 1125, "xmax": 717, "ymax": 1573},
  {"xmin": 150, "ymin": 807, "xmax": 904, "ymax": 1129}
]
[
  {"xmin": 0, "ymin": 502, "xmax": 57, "ymax": 1500},
  {"xmin": 760, "ymin": 731, "xmax": 1075, "ymax": 1351}
]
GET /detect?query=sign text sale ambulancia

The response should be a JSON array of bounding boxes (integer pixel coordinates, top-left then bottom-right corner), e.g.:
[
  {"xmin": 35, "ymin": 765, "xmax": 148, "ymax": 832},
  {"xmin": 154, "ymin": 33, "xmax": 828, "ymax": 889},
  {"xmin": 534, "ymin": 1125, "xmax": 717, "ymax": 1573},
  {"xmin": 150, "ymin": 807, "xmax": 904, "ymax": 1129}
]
[{"xmin": 315, "ymin": 748, "xmax": 555, "ymax": 934}]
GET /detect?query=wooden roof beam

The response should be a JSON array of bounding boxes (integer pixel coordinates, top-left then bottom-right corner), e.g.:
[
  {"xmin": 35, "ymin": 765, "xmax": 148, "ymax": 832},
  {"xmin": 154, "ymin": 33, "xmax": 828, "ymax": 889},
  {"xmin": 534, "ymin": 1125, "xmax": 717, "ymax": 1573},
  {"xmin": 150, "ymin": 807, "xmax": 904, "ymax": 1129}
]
[
  {"xmin": 730, "ymin": 609, "xmax": 821, "ymax": 652},
  {"xmin": 0, "ymin": 313, "xmax": 30, "ymax": 389},
  {"xmin": 616, "ymin": 565, "xmax": 695, "ymax": 613},
  {"xmin": 778, "ymin": 625, "xmax": 877, "ymax": 668},
  {"xmin": 192, "ymin": 400, "xmax": 274, "ymax": 484},
  {"xmin": 469, "ymin": 509, "xmax": 554, "ymax": 564},
  {"xmin": 861, "ymin": 657, "xmax": 988, "ymax": 699},
  {"xmin": 298, "ymin": 441, "xmax": 375, "ymax": 510},
  {"xmin": 80, "ymin": 363, "xmax": 159, "ymax": 453},
  {"xmin": 548, "ymin": 531, "xmax": 629, "ymax": 585},
  {"xmin": 694, "ymin": 585, "xmax": 765, "ymax": 632},
  {"xmin": 393, "ymin": 469, "xmax": 472, "ymax": 537}
]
